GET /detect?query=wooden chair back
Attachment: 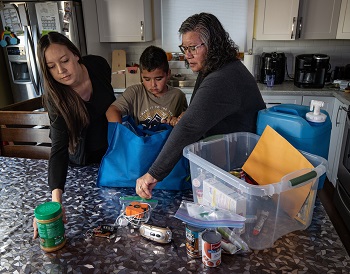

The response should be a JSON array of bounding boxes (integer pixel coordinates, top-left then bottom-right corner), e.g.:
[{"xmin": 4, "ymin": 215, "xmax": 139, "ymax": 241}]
[{"xmin": 0, "ymin": 97, "xmax": 51, "ymax": 160}]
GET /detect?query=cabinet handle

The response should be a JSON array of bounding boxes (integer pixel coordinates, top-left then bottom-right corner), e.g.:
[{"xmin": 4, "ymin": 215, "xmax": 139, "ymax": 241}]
[
  {"xmin": 336, "ymin": 105, "xmax": 343, "ymax": 127},
  {"xmin": 140, "ymin": 21, "xmax": 144, "ymax": 41},
  {"xmin": 298, "ymin": 17, "xmax": 303, "ymax": 38},
  {"xmin": 291, "ymin": 17, "xmax": 296, "ymax": 39}
]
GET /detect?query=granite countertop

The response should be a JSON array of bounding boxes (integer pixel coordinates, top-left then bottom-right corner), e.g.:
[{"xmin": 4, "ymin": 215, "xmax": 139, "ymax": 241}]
[
  {"xmin": 114, "ymin": 81, "xmax": 350, "ymax": 106},
  {"xmin": 1, "ymin": 157, "xmax": 349, "ymax": 273}
]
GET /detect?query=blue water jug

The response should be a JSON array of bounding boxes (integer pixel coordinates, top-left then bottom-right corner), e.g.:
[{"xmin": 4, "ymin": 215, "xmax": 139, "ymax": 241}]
[{"xmin": 256, "ymin": 104, "xmax": 331, "ymax": 189}]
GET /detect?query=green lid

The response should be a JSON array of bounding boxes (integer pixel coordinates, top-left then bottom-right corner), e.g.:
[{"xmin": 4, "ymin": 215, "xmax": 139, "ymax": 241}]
[{"xmin": 34, "ymin": 201, "xmax": 62, "ymax": 220}]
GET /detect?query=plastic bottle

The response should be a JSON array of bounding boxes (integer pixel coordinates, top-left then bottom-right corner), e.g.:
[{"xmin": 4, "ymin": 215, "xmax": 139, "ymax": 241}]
[{"xmin": 34, "ymin": 201, "xmax": 66, "ymax": 252}]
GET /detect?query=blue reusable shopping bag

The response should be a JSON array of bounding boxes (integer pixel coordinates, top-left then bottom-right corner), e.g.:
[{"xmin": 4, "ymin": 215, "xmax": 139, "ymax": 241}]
[{"xmin": 97, "ymin": 116, "xmax": 191, "ymax": 190}]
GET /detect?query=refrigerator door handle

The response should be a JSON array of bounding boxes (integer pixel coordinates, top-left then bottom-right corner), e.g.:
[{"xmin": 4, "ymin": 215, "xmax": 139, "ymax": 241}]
[{"xmin": 24, "ymin": 25, "xmax": 41, "ymax": 96}]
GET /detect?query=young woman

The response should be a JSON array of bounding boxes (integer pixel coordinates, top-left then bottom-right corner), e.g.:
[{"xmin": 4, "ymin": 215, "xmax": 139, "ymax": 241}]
[
  {"xmin": 136, "ymin": 13, "xmax": 266, "ymax": 199},
  {"xmin": 33, "ymin": 32, "xmax": 115, "ymax": 238}
]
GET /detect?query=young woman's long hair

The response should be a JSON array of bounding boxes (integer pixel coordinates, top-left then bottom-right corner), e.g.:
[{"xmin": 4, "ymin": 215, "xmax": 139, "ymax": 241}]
[
  {"xmin": 37, "ymin": 32, "xmax": 89, "ymax": 154},
  {"xmin": 179, "ymin": 13, "xmax": 239, "ymax": 77}
]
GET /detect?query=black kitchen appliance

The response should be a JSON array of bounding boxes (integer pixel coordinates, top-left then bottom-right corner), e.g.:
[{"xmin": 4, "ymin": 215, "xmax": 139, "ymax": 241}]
[
  {"xmin": 333, "ymin": 64, "xmax": 350, "ymax": 80},
  {"xmin": 259, "ymin": 52, "xmax": 286, "ymax": 85},
  {"xmin": 294, "ymin": 54, "xmax": 330, "ymax": 88}
]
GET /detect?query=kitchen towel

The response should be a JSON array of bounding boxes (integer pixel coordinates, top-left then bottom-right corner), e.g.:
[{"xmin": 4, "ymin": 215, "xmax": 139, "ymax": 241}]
[
  {"xmin": 243, "ymin": 53, "xmax": 255, "ymax": 76},
  {"xmin": 97, "ymin": 116, "xmax": 191, "ymax": 190}
]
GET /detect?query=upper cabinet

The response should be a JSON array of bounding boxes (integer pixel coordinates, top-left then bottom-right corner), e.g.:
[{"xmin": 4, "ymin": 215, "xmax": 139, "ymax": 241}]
[
  {"xmin": 254, "ymin": 0, "xmax": 342, "ymax": 40},
  {"xmin": 336, "ymin": 0, "xmax": 350, "ymax": 39},
  {"xmin": 298, "ymin": 0, "xmax": 341, "ymax": 39},
  {"xmin": 254, "ymin": 0, "xmax": 299, "ymax": 40},
  {"xmin": 96, "ymin": 0, "xmax": 153, "ymax": 42}
]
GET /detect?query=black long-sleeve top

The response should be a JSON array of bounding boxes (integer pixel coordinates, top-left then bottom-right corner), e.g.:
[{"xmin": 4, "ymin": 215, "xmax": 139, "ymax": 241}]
[
  {"xmin": 148, "ymin": 60, "xmax": 266, "ymax": 181},
  {"xmin": 47, "ymin": 55, "xmax": 115, "ymax": 192}
]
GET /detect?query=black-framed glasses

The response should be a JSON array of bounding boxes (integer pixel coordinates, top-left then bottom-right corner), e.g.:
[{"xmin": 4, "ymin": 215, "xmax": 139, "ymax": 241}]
[{"xmin": 178, "ymin": 43, "xmax": 205, "ymax": 55}]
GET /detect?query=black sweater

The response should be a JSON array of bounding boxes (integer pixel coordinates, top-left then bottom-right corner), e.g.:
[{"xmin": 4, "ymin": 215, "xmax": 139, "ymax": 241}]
[
  {"xmin": 148, "ymin": 60, "xmax": 266, "ymax": 181},
  {"xmin": 47, "ymin": 55, "xmax": 115, "ymax": 192}
]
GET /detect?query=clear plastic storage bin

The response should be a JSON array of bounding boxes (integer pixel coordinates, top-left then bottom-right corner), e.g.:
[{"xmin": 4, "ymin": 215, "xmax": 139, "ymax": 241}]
[{"xmin": 183, "ymin": 132, "xmax": 327, "ymax": 250}]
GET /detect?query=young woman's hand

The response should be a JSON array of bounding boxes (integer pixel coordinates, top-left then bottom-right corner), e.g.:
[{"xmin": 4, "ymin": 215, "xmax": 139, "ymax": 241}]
[{"xmin": 33, "ymin": 206, "xmax": 67, "ymax": 239}]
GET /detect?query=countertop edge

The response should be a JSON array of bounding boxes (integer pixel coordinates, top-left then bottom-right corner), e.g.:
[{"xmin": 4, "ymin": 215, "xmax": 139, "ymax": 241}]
[{"xmin": 114, "ymin": 82, "xmax": 350, "ymax": 106}]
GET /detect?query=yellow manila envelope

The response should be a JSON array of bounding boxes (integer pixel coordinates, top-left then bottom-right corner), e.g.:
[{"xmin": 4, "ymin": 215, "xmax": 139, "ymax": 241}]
[{"xmin": 242, "ymin": 125, "xmax": 314, "ymax": 218}]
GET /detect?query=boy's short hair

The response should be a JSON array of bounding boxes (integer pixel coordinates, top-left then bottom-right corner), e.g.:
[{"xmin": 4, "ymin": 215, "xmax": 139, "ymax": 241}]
[{"xmin": 139, "ymin": 46, "xmax": 169, "ymax": 73}]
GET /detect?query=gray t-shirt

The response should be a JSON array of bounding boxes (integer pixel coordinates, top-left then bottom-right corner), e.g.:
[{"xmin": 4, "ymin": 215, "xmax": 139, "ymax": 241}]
[{"xmin": 112, "ymin": 84, "xmax": 188, "ymax": 128}]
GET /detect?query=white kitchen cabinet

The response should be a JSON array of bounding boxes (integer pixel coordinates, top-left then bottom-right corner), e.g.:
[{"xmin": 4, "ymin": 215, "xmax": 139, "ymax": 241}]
[
  {"xmin": 254, "ymin": 0, "xmax": 300, "ymax": 40},
  {"xmin": 96, "ymin": 0, "xmax": 152, "ymax": 42},
  {"xmin": 254, "ymin": 0, "xmax": 342, "ymax": 40},
  {"xmin": 327, "ymin": 99, "xmax": 348, "ymax": 186},
  {"xmin": 336, "ymin": 0, "xmax": 350, "ymax": 39},
  {"xmin": 297, "ymin": 0, "xmax": 341, "ymax": 39},
  {"xmin": 262, "ymin": 95, "xmax": 302, "ymax": 108}
]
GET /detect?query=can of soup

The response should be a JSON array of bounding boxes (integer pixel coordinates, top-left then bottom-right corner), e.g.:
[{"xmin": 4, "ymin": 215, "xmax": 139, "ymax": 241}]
[
  {"xmin": 34, "ymin": 201, "xmax": 66, "ymax": 252},
  {"xmin": 202, "ymin": 230, "xmax": 222, "ymax": 267},
  {"xmin": 186, "ymin": 224, "xmax": 205, "ymax": 258}
]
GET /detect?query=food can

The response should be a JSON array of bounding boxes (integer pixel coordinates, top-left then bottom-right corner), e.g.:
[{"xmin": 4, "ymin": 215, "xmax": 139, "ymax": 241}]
[
  {"xmin": 34, "ymin": 201, "xmax": 66, "ymax": 252},
  {"xmin": 202, "ymin": 230, "xmax": 222, "ymax": 267},
  {"xmin": 186, "ymin": 224, "xmax": 205, "ymax": 258}
]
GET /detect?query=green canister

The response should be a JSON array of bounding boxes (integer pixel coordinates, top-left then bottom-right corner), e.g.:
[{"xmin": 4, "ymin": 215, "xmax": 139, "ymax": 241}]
[{"xmin": 34, "ymin": 201, "xmax": 66, "ymax": 252}]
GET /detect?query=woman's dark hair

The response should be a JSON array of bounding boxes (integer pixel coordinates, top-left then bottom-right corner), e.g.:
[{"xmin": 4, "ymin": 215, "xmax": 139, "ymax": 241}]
[
  {"xmin": 139, "ymin": 45, "xmax": 169, "ymax": 72},
  {"xmin": 179, "ymin": 13, "xmax": 239, "ymax": 76},
  {"xmin": 37, "ymin": 32, "xmax": 89, "ymax": 154}
]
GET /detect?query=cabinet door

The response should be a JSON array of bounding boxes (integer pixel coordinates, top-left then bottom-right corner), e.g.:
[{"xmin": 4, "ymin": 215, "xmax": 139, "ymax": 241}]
[
  {"xmin": 262, "ymin": 95, "xmax": 302, "ymax": 108},
  {"xmin": 96, "ymin": 0, "xmax": 152, "ymax": 42},
  {"xmin": 301, "ymin": 96, "xmax": 335, "ymax": 117},
  {"xmin": 327, "ymin": 99, "xmax": 347, "ymax": 185},
  {"xmin": 298, "ymin": 0, "xmax": 341, "ymax": 39},
  {"xmin": 337, "ymin": 0, "xmax": 350, "ymax": 39},
  {"xmin": 254, "ymin": 0, "xmax": 299, "ymax": 40}
]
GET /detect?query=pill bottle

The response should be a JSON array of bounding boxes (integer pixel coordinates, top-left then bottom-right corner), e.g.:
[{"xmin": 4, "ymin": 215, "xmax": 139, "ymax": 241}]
[{"xmin": 34, "ymin": 201, "xmax": 66, "ymax": 252}]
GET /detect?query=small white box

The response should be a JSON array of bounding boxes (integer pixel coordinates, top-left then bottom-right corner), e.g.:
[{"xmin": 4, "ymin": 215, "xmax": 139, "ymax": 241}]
[{"xmin": 202, "ymin": 177, "xmax": 246, "ymax": 215}]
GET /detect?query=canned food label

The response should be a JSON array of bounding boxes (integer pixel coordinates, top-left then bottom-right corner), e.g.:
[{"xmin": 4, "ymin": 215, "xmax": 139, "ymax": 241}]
[
  {"xmin": 186, "ymin": 226, "xmax": 203, "ymax": 258},
  {"xmin": 37, "ymin": 218, "xmax": 65, "ymax": 248},
  {"xmin": 202, "ymin": 231, "xmax": 222, "ymax": 267}
]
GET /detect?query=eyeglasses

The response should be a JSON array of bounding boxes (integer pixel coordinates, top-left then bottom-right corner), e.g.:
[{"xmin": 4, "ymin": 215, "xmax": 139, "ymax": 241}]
[{"xmin": 178, "ymin": 43, "xmax": 205, "ymax": 55}]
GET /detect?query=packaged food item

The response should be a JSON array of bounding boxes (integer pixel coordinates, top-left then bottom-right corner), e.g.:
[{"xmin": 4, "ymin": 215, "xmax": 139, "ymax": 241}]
[
  {"xmin": 202, "ymin": 230, "xmax": 222, "ymax": 267},
  {"xmin": 186, "ymin": 224, "xmax": 205, "ymax": 258},
  {"xmin": 34, "ymin": 201, "xmax": 66, "ymax": 252}
]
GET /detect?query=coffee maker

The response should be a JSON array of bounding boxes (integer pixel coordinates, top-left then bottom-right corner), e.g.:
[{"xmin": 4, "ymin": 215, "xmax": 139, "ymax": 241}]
[
  {"xmin": 259, "ymin": 52, "xmax": 286, "ymax": 84},
  {"xmin": 294, "ymin": 54, "xmax": 330, "ymax": 88}
]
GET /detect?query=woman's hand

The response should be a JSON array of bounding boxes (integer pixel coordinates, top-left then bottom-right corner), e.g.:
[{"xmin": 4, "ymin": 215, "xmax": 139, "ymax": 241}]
[
  {"xmin": 136, "ymin": 173, "xmax": 158, "ymax": 199},
  {"xmin": 162, "ymin": 111, "xmax": 185, "ymax": 127},
  {"xmin": 33, "ymin": 189, "xmax": 66, "ymax": 239}
]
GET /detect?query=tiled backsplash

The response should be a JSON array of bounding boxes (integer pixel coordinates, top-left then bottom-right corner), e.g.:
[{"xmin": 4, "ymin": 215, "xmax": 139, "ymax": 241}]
[{"xmin": 111, "ymin": 39, "xmax": 350, "ymax": 79}]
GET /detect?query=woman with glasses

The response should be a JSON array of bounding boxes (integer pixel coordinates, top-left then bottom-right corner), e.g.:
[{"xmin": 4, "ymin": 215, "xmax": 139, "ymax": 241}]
[{"xmin": 136, "ymin": 12, "xmax": 266, "ymax": 199}]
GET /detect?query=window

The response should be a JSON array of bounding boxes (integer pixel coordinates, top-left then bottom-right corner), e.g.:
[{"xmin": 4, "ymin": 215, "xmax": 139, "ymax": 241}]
[{"xmin": 161, "ymin": 0, "xmax": 252, "ymax": 53}]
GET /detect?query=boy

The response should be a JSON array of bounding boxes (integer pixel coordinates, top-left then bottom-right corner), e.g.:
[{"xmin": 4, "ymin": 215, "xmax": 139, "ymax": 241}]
[{"xmin": 106, "ymin": 46, "xmax": 188, "ymax": 128}]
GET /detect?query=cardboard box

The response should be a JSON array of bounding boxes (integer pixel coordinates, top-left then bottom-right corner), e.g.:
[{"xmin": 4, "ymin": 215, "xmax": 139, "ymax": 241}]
[
  {"xmin": 112, "ymin": 50, "xmax": 126, "ymax": 88},
  {"xmin": 111, "ymin": 50, "xmax": 141, "ymax": 88},
  {"xmin": 126, "ymin": 66, "xmax": 141, "ymax": 87},
  {"xmin": 202, "ymin": 177, "xmax": 246, "ymax": 216}
]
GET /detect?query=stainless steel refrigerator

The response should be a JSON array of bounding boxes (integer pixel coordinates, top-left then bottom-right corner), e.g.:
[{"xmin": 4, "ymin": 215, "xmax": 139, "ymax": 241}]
[{"xmin": 0, "ymin": 0, "xmax": 86, "ymax": 103}]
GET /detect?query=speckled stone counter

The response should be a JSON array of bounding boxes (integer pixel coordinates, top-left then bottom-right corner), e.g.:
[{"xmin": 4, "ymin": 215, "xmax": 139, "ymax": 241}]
[{"xmin": 1, "ymin": 157, "xmax": 349, "ymax": 273}]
